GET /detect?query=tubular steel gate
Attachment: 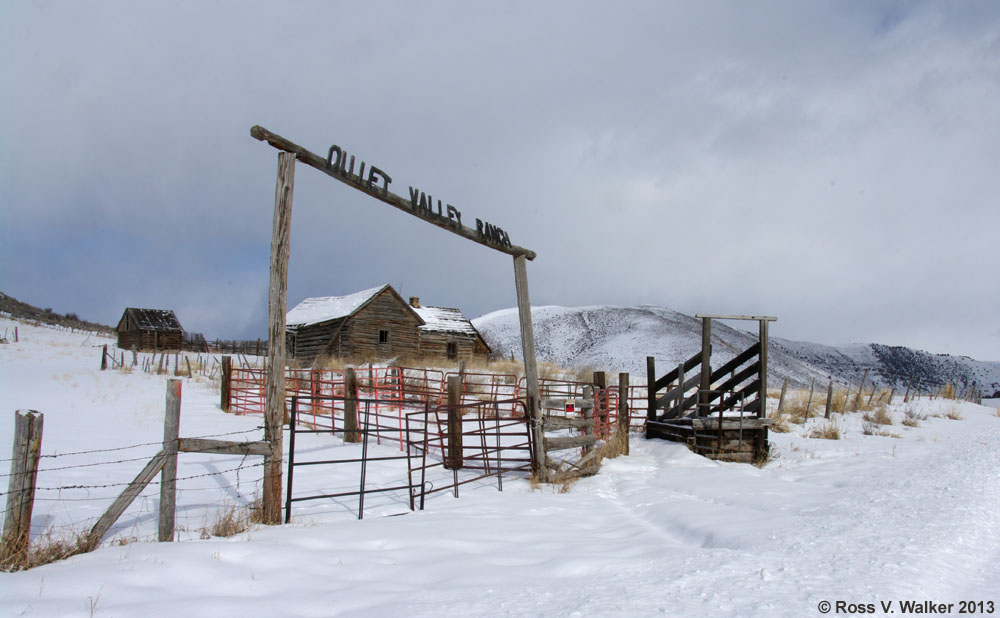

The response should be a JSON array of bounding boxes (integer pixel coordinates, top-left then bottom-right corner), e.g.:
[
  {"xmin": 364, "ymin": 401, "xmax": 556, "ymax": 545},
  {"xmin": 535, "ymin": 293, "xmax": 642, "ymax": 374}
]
[{"xmin": 284, "ymin": 395, "xmax": 534, "ymax": 521}]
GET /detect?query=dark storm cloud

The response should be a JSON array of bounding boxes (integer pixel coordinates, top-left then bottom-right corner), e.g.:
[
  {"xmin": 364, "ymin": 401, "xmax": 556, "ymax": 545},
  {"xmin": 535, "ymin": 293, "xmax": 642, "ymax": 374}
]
[{"xmin": 2, "ymin": 1, "xmax": 998, "ymax": 359}]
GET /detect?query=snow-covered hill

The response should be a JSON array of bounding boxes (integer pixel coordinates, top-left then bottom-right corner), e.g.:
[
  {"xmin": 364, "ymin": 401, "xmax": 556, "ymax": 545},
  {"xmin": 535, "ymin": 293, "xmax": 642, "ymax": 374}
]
[{"xmin": 474, "ymin": 305, "xmax": 1000, "ymax": 394}]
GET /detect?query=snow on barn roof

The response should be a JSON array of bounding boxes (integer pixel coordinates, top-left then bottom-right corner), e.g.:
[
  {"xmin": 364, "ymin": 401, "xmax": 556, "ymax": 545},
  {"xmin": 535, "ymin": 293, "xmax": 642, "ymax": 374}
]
[
  {"xmin": 285, "ymin": 285, "xmax": 390, "ymax": 328},
  {"xmin": 413, "ymin": 305, "xmax": 478, "ymax": 336},
  {"xmin": 120, "ymin": 308, "xmax": 183, "ymax": 332}
]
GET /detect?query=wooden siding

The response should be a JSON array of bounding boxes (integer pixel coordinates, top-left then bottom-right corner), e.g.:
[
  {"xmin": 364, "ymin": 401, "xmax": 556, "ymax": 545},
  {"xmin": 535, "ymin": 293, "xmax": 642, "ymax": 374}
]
[
  {"xmin": 116, "ymin": 329, "xmax": 183, "ymax": 351},
  {"xmin": 340, "ymin": 290, "xmax": 422, "ymax": 359},
  {"xmin": 285, "ymin": 317, "xmax": 347, "ymax": 362},
  {"xmin": 418, "ymin": 332, "xmax": 490, "ymax": 363}
]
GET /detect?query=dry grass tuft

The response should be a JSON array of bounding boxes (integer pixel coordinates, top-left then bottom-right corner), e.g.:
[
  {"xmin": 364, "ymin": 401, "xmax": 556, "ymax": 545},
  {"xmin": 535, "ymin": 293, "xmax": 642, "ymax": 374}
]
[
  {"xmin": 944, "ymin": 406, "xmax": 964, "ymax": 420},
  {"xmin": 862, "ymin": 404, "xmax": 893, "ymax": 426},
  {"xmin": 0, "ymin": 530, "xmax": 90, "ymax": 572},
  {"xmin": 207, "ymin": 499, "xmax": 264, "ymax": 538},
  {"xmin": 768, "ymin": 412, "xmax": 792, "ymax": 433},
  {"xmin": 809, "ymin": 422, "xmax": 841, "ymax": 440},
  {"xmin": 862, "ymin": 421, "xmax": 901, "ymax": 438},
  {"xmin": 902, "ymin": 408, "xmax": 925, "ymax": 428}
]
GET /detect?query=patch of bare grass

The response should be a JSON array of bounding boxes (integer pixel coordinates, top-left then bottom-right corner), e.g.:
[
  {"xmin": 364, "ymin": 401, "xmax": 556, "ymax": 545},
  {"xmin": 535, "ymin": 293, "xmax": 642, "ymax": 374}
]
[
  {"xmin": 862, "ymin": 421, "xmax": 901, "ymax": 438},
  {"xmin": 808, "ymin": 422, "xmax": 840, "ymax": 440},
  {"xmin": 902, "ymin": 408, "xmax": 926, "ymax": 428},
  {"xmin": 0, "ymin": 530, "xmax": 90, "ymax": 571},
  {"xmin": 862, "ymin": 404, "xmax": 893, "ymax": 426},
  {"xmin": 944, "ymin": 406, "xmax": 964, "ymax": 420},
  {"xmin": 206, "ymin": 499, "xmax": 263, "ymax": 538}
]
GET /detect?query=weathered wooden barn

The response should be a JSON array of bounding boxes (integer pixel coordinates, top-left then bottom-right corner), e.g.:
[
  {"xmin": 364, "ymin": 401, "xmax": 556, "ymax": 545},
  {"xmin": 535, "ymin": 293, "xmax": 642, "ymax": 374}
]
[
  {"xmin": 116, "ymin": 308, "xmax": 184, "ymax": 351},
  {"xmin": 285, "ymin": 285, "xmax": 490, "ymax": 364}
]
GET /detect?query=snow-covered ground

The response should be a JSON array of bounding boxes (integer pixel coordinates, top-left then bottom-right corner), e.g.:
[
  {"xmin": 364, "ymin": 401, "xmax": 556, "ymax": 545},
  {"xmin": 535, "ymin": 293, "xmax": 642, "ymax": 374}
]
[{"xmin": 2, "ymin": 317, "xmax": 999, "ymax": 617}]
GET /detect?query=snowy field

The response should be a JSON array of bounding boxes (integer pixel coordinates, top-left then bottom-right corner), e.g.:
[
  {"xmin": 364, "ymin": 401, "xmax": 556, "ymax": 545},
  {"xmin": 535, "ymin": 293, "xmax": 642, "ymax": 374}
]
[{"xmin": 2, "ymin": 317, "xmax": 999, "ymax": 617}]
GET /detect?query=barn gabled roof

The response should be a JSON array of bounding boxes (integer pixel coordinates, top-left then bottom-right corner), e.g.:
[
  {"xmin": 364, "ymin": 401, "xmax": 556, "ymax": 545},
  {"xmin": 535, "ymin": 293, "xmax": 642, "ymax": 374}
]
[
  {"xmin": 118, "ymin": 308, "xmax": 183, "ymax": 332},
  {"xmin": 286, "ymin": 285, "xmax": 423, "ymax": 328}
]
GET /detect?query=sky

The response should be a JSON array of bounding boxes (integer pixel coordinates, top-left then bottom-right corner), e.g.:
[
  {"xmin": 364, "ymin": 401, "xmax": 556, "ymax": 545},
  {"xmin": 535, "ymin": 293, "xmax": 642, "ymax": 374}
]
[{"xmin": 2, "ymin": 1, "xmax": 998, "ymax": 361}]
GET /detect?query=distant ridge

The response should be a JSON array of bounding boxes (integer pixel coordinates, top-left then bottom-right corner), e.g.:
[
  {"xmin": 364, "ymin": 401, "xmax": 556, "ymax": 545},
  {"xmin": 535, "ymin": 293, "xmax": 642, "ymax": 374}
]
[
  {"xmin": 473, "ymin": 305, "xmax": 1000, "ymax": 395},
  {"xmin": 0, "ymin": 291, "xmax": 113, "ymax": 334}
]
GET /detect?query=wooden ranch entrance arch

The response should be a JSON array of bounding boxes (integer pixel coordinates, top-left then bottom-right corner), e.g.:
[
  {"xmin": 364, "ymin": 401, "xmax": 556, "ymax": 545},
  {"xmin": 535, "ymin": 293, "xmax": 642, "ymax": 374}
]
[{"xmin": 250, "ymin": 126, "xmax": 545, "ymax": 521}]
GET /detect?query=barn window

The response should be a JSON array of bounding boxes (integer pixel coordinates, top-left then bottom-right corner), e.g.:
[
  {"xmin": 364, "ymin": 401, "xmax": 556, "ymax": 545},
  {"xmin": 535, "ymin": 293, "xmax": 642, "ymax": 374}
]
[
  {"xmin": 446, "ymin": 342, "xmax": 458, "ymax": 360},
  {"xmin": 378, "ymin": 329, "xmax": 389, "ymax": 344}
]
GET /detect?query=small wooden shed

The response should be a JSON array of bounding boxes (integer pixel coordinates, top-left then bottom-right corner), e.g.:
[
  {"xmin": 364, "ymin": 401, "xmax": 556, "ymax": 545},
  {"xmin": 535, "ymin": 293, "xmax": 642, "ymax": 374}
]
[
  {"xmin": 285, "ymin": 285, "xmax": 490, "ymax": 364},
  {"xmin": 116, "ymin": 308, "xmax": 184, "ymax": 351}
]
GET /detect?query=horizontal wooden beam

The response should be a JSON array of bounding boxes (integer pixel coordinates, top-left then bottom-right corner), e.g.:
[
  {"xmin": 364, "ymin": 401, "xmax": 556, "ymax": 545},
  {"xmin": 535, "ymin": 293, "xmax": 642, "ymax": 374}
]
[
  {"xmin": 178, "ymin": 438, "xmax": 272, "ymax": 457},
  {"xmin": 695, "ymin": 314, "xmax": 777, "ymax": 322},
  {"xmin": 544, "ymin": 435, "xmax": 598, "ymax": 451},
  {"xmin": 542, "ymin": 416, "xmax": 594, "ymax": 430},
  {"xmin": 250, "ymin": 126, "xmax": 536, "ymax": 261}
]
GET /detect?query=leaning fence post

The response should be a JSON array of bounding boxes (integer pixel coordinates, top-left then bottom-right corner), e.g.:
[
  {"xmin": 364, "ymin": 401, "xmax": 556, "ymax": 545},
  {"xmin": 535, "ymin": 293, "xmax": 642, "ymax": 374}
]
[
  {"xmin": 776, "ymin": 379, "xmax": 788, "ymax": 415},
  {"xmin": 805, "ymin": 378, "xmax": 816, "ymax": 422},
  {"xmin": 158, "ymin": 380, "xmax": 181, "ymax": 542},
  {"xmin": 854, "ymin": 369, "xmax": 869, "ymax": 411},
  {"xmin": 344, "ymin": 368, "xmax": 360, "ymax": 443},
  {"xmin": 2, "ymin": 410, "xmax": 43, "ymax": 565}
]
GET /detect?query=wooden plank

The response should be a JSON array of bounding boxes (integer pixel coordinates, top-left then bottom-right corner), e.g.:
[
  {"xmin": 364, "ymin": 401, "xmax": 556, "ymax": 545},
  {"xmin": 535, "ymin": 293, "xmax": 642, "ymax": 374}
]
[
  {"xmin": 540, "ymin": 398, "xmax": 594, "ymax": 410},
  {"xmin": 88, "ymin": 452, "xmax": 166, "ymax": 549},
  {"xmin": 158, "ymin": 380, "xmax": 181, "ymax": 542},
  {"xmin": 653, "ymin": 351, "xmax": 702, "ymax": 392},
  {"xmin": 709, "ymin": 343, "xmax": 760, "ymax": 383},
  {"xmin": 646, "ymin": 356, "xmax": 656, "ymax": 430},
  {"xmin": 513, "ymin": 254, "xmax": 543, "ymax": 478},
  {"xmin": 655, "ymin": 373, "xmax": 700, "ymax": 410},
  {"xmin": 695, "ymin": 314, "xmax": 778, "ymax": 321},
  {"xmin": 178, "ymin": 438, "xmax": 272, "ymax": 456},
  {"xmin": 251, "ymin": 125, "xmax": 536, "ymax": 261},
  {"xmin": 544, "ymin": 435, "xmax": 598, "ymax": 451},
  {"xmin": 542, "ymin": 416, "xmax": 593, "ymax": 430},
  {"xmin": 263, "ymin": 150, "xmax": 294, "ymax": 525}
]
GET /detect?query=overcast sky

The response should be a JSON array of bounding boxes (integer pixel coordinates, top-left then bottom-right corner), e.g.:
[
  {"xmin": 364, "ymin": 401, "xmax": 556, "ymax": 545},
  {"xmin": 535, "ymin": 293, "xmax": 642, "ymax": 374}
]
[{"xmin": 3, "ymin": 1, "xmax": 998, "ymax": 360}]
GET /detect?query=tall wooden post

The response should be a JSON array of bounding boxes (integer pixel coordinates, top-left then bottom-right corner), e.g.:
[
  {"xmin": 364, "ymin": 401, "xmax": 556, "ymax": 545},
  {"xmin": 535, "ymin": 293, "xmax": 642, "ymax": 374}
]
[
  {"xmin": 618, "ymin": 372, "xmax": 630, "ymax": 455},
  {"xmin": 158, "ymin": 380, "xmax": 181, "ymax": 542},
  {"xmin": 513, "ymin": 255, "xmax": 542, "ymax": 479},
  {"xmin": 699, "ymin": 317, "xmax": 712, "ymax": 417},
  {"xmin": 344, "ymin": 368, "xmax": 359, "ymax": 443},
  {"xmin": 593, "ymin": 371, "xmax": 607, "ymax": 431},
  {"xmin": 645, "ymin": 356, "xmax": 656, "ymax": 436},
  {"xmin": 101, "ymin": 344, "xmax": 108, "ymax": 370},
  {"xmin": 444, "ymin": 375, "xmax": 464, "ymax": 470},
  {"xmin": 263, "ymin": 151, "xmax": 295, "ymax": 525},
  {"xmin": 2, "ymin": 410, "xmax": 43, "ymax": 564},
  {"xmin": 220, "ymin": 356, "xmax": 232, "ymax": 412},
  {"xmin": 758, "ymin": 319, "xmax": 769, "ymax": 419}
]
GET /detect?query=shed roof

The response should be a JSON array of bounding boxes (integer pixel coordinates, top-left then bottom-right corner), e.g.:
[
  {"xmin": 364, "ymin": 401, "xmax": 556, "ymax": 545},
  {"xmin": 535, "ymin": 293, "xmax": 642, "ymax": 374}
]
[
  {"xmin": 120, "ymin": 308, "xmax": 183, "ymax": 332},
  {"xmin": 286, "ymin": 285, "xmax": 400, "ymax": 328},
  {"xmin": 413, "ymin": 305, "xmax": 479, "ymax": 336}
]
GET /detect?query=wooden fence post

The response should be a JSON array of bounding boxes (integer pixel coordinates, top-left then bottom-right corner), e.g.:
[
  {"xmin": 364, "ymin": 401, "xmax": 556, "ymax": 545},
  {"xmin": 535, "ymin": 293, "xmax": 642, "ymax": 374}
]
[
  {"xmin": 220, "ymin": 356, "xmax": 232, "ymax": 412},
  {"xmin": 842, "ymin": 380, "xmax": 852, "ymax": 413},
  {"xmin": 593, "ymin": 371, "xmax": 607, "ymax": 430},
  {"xmin": 101, "ymin": 344, "xmax": 108, "ymax": 370},
  {"xmin": 263, "ymin": 150, "xmax": 295, "ymax": 525},
  {"xmin": 824, "ymin": 379, "xmax": 834, "ymax": 419},
  {"xmin": 344, "ymin": 368, "xmax": 359, "ymax": 443},
  {"xmin": 158, "ymin": 380, "xmax": 181, "ymax": 542},
  {"xmin": 776, "ymin": 379, "xmax": 788, "ymax": 415},
  {"xmin": 805, "ymin": 377, "xmax": 816, "ymax": 421},
  {"xmin": 512, "ymin": 254, "xmax": 542, "ymax": 479},
  {"xmin": 618, "ymin": 372, "xmax": 630, "ymax": 455},
  {"xmin": 444, "ymin": 375, "xmax": 463, "ymax": 470},
  {"xmin": 2, "ymin": 410, "xmax": 43, "ymax": 564},
  {"xmin": 645, "ymin": 356, "xmax": 656, "ymax": 437},
  {"xmin": 854, "ymin": 369, "xmax": 869, "ymax": 411},
  {"xmin": 582, "ymin": 385, "xmax": 595, "ymax": 459},
  {"xmin": 699, "ymin": 317, "xmax": 712, "ymax": 417}
]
